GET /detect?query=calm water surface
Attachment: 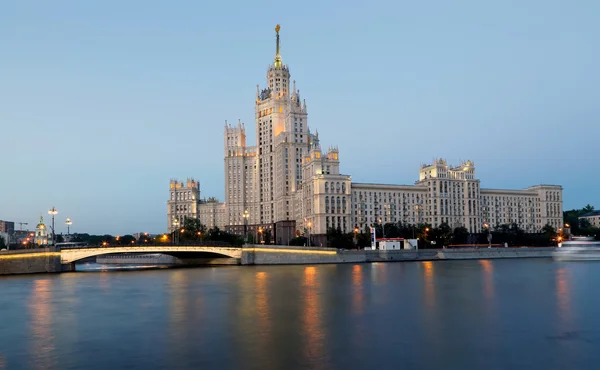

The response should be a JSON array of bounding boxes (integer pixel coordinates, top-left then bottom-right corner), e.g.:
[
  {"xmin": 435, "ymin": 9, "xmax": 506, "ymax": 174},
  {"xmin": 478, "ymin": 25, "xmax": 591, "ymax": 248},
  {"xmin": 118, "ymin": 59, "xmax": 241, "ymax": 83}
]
[{"xmin": 1, "ymin": 259, "xmax": 600, "ymax": 370}]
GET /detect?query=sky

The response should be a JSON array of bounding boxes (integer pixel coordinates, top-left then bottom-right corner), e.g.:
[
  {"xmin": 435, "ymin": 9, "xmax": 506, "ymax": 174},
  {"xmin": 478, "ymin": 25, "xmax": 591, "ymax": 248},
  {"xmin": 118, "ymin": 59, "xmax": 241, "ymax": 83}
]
[{"xmin": 1, "ymin": 0, "xmax": 598, "ymax": 235}]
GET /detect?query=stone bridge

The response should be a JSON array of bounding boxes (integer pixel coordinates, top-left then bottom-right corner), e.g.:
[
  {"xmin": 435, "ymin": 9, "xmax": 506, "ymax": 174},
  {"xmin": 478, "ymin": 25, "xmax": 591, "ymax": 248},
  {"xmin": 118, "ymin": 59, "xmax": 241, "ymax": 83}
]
[{"xmin": 60, "ymin": 245, "xmax": 242, "ymax": 264}]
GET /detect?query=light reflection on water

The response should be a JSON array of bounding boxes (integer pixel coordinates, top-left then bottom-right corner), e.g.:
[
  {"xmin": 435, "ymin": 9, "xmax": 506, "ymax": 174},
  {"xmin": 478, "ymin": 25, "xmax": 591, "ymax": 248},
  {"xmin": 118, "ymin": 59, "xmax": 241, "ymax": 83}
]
[
  {"xmin": 555, "ymin": 266, "xmax": 573, "ymax": 330},
  {"xmin": 302, "ymin": 266, "xmax": 327, "ymax": 370},
  {"xmin": 28, "ymin": 279, "xmax": 56, "ymax": 370},
  {"xmin": 1, "ymin": 260, "xmax": 600, "ymax": 369}
]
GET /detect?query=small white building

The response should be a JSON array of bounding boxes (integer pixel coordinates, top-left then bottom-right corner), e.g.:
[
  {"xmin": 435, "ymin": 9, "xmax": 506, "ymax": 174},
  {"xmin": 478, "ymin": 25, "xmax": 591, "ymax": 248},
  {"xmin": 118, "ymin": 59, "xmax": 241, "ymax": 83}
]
[{"xmin": 375, "ymin": 238, "xmax": 418, "ymax": 251}]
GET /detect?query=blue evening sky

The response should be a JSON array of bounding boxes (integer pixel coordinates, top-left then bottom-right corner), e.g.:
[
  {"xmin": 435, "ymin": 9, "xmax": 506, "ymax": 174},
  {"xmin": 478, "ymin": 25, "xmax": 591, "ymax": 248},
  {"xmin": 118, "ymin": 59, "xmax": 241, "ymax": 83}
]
[{"xmin": 1, "ymin": 0, "xmax": 598, "ymax": 235}]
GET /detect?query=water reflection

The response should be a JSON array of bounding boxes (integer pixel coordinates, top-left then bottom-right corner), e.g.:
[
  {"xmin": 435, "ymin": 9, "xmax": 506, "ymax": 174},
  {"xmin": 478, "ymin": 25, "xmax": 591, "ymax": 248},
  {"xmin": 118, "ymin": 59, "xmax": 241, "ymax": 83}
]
[
  {"xmin": 169, "ymin": 269, "xmax": 191, "ymax": 351},
  {"xmin": 479, "ymin": 260, "xmax": 495, "ymax": 299},
  {"xmin": 99, "ymin": 271, "xmax": 111, "ymax": 292},
  {"xmin": 255, "ymin": 271, "xmax": 271, "ymax": 337},
  {"xmin": 422, "ymin": 261, "xmax": 435, "ymax": 308},
  {"xmin": 3, "ymin": 261, "xmax": 597, "ymax": 369},
  {"xmin": 555, "ymin": 267, "xmax": 573, "ymax": 330},
  {"xmin": 351, "ymin": 265, "xmax": 364, "ymax": 315},
  {"xmin": 28, "ymin": 279, "xmax": 56, "ymax": 370},
  {"xmin": 302, "ymin": 266, "xmax": 327, "ymax": 369}
]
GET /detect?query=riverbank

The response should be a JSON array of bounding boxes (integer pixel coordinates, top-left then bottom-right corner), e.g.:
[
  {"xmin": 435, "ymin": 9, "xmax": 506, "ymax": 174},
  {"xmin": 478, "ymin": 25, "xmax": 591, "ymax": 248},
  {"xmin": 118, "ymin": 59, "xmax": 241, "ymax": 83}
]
[
  {"xmin": 240, "ymin": 245, "xmax": 555, "ymax": 265},
  {"xmin": 1, "ymin": 245, "xmax": 556, "ymax": 275},
  {"xmin": 0, "ymin": 248, "xmax": 63, "ymax": 275}
]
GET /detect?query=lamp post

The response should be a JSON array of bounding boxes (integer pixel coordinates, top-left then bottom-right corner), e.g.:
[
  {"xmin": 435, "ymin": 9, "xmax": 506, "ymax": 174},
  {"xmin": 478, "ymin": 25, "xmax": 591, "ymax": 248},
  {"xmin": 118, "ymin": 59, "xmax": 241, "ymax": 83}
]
[
  {"xmin": 353, "ymin": 226, "xmax": 359, "ymax": 247},
  {"xmin": 307, "ymin": 221, "xmax": 312, "ymax": 247},
  {"xmin": 484, "ymin": 223, "xmax": 491, "ymax": 248},
  {"xmin": 378, "ymin": 217, "xmax": 385, "ymax": 239},
  {"xmin": 258, "ymin": 227, "xmax": 263, "ymax": 244},
  {"xmin": 243, "ymin": 209, "xmax": 249, "ymax": 244},
  {"xmin": 172, "ymin": 218, "xmax": 179, "ymax": 244},
  {"xmin": 65, "ymin": 218, "xmax": 72, "ymax": 239},
  {"xmin": 48, "ymin": 207, "xmax": 58, "ymax": 246}
]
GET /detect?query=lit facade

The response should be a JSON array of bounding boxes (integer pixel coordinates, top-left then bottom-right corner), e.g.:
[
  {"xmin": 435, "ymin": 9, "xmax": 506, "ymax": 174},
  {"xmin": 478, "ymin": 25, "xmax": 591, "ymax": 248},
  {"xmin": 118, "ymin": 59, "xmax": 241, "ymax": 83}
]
[
  {"xmin": 167, "ymin": 178, "xmax": 228, "ymax": 233},
  {"xmin": 34, "ymin": 217, "xmax": 48, "ymax": 245},
  {"xmin": 351, "ymin": 159, "xmax": 563, "ymax": 234},
  {"xmin": 167, "ymin": 26, "xmax": 564, "ymax": 240}
]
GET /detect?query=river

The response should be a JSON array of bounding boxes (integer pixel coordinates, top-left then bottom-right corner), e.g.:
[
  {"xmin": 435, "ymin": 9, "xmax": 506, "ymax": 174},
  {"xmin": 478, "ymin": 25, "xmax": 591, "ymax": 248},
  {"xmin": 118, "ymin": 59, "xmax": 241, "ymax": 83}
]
[{"xmin": 1, "ymin": 259, "xmax": 599, "ymax": 369}]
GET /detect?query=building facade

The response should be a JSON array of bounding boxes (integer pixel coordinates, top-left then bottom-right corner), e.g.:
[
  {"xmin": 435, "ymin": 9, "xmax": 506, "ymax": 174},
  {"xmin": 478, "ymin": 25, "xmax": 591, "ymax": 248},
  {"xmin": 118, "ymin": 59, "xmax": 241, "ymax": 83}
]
[
  {"xmin": 34, "ymin": 217, "xmax": 48, "ymax": 245},
  {"xmin": 166, "ymin": 178, "xmax": 228, "ymax": 233},
  {"xmin": 167, "ymin": 25, "xmax": 564, "ymax": 240},
  {"xmin": 579, "ymin": 210, "xmax": 600, "ymax": 228},
  {"xmin": 0, "ymin": 220, "xmax": 15, "ymax": 234},
  {"xmin": 350, "ymin": 159, "xmax": 563, "ymax": 234}
]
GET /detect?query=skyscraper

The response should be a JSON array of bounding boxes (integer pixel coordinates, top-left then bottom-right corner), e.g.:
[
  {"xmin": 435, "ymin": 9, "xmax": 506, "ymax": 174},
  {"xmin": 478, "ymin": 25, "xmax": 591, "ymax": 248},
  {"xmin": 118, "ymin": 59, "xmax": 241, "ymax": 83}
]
[{"xmin": 168, "ymin": 25, "xmax": 564, "ymax": 245}]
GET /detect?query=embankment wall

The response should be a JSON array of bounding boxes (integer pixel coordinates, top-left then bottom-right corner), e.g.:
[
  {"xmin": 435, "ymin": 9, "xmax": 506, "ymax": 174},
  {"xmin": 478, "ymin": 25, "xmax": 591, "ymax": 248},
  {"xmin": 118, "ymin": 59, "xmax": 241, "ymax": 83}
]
[
  {"xmin": 0, "ymin": 248, "xmax": 62, "ymax": 275},
  {"xmin": 241, "ymin": 245, "xmax": 556, "ymax": 265}
]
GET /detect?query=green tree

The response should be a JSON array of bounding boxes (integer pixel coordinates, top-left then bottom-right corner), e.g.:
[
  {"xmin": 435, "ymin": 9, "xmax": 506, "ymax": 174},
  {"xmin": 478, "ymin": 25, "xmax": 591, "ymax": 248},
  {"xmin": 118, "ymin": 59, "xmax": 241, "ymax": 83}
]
[
  {"xmin": 118, "ymin": 235, "xmax": 136, "ymax": 245},
  {"xmin": 180, "ymin": 218, "xmax": 207, "ymax": 242},
  {"xmin": 452, "ymin": 226, "xmax": 469, "ymax": 244},
  {"xmin": 0, "ymin": 235, "xmax": 6, "ymax": 249},
  {"xmin": 326, "ymin": 227, "xmax": 353, "ymax": 249},
  {"xmin": 563, "ymin": 204, "xmax": 594, "ymax": 235},
  {"xmin": 426, "ymin": 222, "xmax": 452, "ymax": 248}
]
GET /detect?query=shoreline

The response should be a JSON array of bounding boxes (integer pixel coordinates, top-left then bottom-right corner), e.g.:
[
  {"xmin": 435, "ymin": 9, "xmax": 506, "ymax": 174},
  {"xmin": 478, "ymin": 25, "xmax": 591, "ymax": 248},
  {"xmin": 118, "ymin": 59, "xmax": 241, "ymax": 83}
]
[{"xmin": 0, "ymin": 246, "xmax": 557, "ymax": 276}]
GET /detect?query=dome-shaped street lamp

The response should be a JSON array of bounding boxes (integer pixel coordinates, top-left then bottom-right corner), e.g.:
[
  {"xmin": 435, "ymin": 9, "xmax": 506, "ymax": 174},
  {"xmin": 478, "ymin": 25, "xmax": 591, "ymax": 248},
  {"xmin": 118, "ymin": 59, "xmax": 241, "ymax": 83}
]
[{"xmin": 65, "ymin": 218, "xmax": 72, "ymax": 238}]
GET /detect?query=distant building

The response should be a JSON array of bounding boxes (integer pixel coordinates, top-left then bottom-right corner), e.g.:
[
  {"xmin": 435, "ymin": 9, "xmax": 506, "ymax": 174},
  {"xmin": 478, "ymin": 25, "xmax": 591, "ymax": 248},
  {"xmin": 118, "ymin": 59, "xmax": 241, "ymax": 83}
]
[
  {"xmin": 579, "ymin": 210, "xmax": 600, "ymax": 228},
  {"xmin": 351, "ymin": 159, "xmax": 563, "ymax": 235},
  {"xmin": 0, "ymin": 220, "xmax": 14, "ymax": 234},
  {"xmin": 34, "ymin": 217, "xmax": 48, "ymax": 245},
  {"xmin": 167, "ymin": 178, "xmax": 227, "ymax": 233},
  {"xmin": 166, "ymin": 25, "xmax": 564, "ymax": 241}
]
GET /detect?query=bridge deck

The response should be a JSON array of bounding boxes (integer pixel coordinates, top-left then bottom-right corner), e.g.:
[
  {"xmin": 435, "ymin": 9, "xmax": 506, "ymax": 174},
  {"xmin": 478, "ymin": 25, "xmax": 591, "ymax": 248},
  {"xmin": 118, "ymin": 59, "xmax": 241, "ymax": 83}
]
[{"xmin": 60, "ymin": 245, "xmax": 242, "ymax": 264}]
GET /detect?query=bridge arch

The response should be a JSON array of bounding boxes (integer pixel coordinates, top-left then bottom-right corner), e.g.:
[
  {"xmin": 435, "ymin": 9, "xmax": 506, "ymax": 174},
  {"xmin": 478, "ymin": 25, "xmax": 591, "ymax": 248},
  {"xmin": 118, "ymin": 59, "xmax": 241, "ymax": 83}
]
[{"xmin": 60, "ymin": 246, "xmax": 242, "ymax": 264}]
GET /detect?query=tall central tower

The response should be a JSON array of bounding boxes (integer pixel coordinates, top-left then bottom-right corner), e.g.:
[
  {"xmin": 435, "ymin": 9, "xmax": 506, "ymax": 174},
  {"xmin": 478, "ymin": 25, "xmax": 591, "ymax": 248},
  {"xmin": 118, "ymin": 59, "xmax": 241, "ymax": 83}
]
[{"xmin": 255, "ymin": 25, "xmax": 309, "ymax": 226}]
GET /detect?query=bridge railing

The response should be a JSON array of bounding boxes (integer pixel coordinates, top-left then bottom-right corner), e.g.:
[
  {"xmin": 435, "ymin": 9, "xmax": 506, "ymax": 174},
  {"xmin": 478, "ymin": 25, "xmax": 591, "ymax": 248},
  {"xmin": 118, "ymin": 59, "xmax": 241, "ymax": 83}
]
[{"xmin": 59, "ymin": 241, "xmax": 236, "ymax": 249}]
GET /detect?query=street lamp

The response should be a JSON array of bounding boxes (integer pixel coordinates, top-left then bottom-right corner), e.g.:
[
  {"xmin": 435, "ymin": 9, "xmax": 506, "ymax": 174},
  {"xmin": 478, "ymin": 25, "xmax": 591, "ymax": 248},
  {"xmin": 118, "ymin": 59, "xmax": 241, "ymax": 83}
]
[
  {"xmin": 258, "ymin": 227, "xmax": 263, "ymax": 244},
  {"xmin": 378, "ymin": 217, "xmax": 385, "ymax": 238},
  {"xmin": 353, "ymin": 226, "xmax": 359, "ymax": 247},
  {"xmin": 172, "ymin": 218, "xmax": 179, "ymax": 244},
  {"xmin": 243, "ymin": 209, "xmax": 249, "ymax": 244},
  {"xmin": 307, "ymin": 221, "xmax": 312, "ymax": 247},
  {"xmin": 48, "ymin": 207, "xmax": 58, "ymax": 246},
  {"xmin": 483, "ymin": 223, "xmax": 492, "ymax": 248},
  {"xmin": 65, "ymin": 218, "xmax": 72, "ymax": 239}
]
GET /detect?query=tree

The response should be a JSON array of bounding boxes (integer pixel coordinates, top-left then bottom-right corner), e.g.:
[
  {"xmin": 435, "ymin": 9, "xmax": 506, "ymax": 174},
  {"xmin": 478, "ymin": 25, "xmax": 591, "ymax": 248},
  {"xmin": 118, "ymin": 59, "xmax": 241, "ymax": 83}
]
[
  {"xmin": 118, "ymin": 235, "xmax": 136, "ymax": 245},
  {"xmin": 383, "ymin": 223, "xmax": 400, "ymax": 238},
  {"xmin": 326, "ymin": 227, "xmax": 353, "ymax": 249},
  {"xmin": 180, "ymin": 218, "xmax": 207, "ymax": 242},
  {"xmin": 425, "ymin": 222, "xmax": 452, "ymax": 248},
  {"xmin": 542, "ymin": 224, "xmax": 556, "ymax": 244},
  {"xmin": 563, "ymin": 204, "xmax": 595, "ymax": 235},
  {"xmin": 452, "ymin": 226, "xmax": 469, "ymax": 245},
  {"xmin": 0, "ymin": 235, "xmax": 6, "ymax": 249}
]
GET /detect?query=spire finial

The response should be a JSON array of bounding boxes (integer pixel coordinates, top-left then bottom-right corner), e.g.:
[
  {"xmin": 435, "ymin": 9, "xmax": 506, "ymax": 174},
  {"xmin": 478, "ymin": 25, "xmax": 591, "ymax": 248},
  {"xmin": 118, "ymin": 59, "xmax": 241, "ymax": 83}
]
[{"xmin": 274, "ymin": 24, "xmax": 282, "ymax": 68}]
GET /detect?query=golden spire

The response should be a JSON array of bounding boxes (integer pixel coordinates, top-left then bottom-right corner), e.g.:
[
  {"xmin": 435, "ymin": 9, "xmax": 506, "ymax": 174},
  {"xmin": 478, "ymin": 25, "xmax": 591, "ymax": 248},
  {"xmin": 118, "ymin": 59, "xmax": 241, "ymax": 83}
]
[{"xmin": 274, "ymin": 24, "xmax": 282, "ymax": 68}]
